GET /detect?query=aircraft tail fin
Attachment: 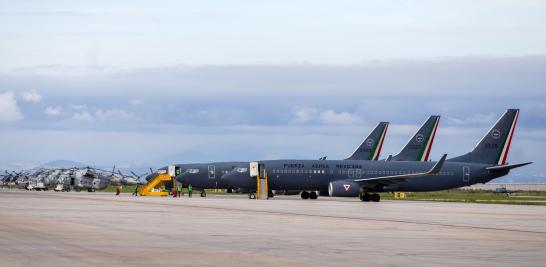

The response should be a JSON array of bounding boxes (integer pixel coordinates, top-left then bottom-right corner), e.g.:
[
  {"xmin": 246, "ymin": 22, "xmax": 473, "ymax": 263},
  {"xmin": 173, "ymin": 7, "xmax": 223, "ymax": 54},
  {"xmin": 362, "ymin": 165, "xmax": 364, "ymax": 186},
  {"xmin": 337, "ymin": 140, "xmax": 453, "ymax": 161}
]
[
  {"xmin": 392, "ymin": 115, "xmax": 440, "ymax": 162},
  {"xmin": 345, "ymin": 122, "xmax": 389, "ymax": 161},
  {"xmin": 448, "ymin": 109, "xmax": 519, "ymax": 165}
]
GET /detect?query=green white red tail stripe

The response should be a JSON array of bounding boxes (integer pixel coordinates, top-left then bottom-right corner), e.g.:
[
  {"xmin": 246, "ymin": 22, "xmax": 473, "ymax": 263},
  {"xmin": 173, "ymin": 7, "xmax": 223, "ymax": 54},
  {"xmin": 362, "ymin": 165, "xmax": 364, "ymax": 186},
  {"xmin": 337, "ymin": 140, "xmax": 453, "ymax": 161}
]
[
  {"xmin": 498, "ymin": 109, "xmax": 519, "ymax": 165},
  {"xmin": 420, "ymin": 117, "xmax": 440, "ymax": 162},
  {"xmin": 372, "ymin": 123, "xmax": 388, "ymax": 160}
]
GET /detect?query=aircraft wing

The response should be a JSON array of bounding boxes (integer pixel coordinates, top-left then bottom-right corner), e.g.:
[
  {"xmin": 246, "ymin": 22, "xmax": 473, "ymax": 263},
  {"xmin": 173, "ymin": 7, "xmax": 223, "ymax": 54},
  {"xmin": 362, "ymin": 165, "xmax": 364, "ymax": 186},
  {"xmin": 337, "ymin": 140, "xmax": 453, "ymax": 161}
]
[{"xmin": 353, "ymin": 154, "xmax": 447, "ymax": 186}]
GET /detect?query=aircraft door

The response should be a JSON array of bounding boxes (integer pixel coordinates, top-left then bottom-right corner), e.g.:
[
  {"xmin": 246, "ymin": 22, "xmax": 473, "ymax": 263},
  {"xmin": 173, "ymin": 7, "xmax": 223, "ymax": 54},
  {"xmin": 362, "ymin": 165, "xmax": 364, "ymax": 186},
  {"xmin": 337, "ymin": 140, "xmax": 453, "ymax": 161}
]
[
  {"xmin": 463, "ymin": 166, "xmax": 470, "ymax": 183},
  {"xmin": 258, "ymin": 164, "xmax": 267, "ymax": 179},
  {"xmin": 249, "ymin": 162, "xmax": 259, "ymax": 177},
  {"xmin": 208, "ymin": 165, "xmax": 216, "ymax": 179}
]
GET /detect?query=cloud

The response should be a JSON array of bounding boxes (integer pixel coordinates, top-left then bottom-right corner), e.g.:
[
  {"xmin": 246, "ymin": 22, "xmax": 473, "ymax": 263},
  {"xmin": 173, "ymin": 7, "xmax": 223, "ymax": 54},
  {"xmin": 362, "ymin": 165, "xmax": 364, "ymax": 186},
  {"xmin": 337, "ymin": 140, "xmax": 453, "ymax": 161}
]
[
  {"xmin": 0, "ymin": 91, "xmax": 24, "ymax": 121},
  {"xmin": 44, "ymin": 106, "xmax": 63, "ymax": 116},
  {"xmin": 319, "ymin": 110, "xmax": 362, "ymax": 125},
  {"xmin": 71, "ymin": 111, "xmax": 94, "ymax": 122},
  {"xmin": 21, "ymin": 89, "xmax": 42, "ymax": 102},
  {"xmin": 447, "ymin": 113, "xmax": 497, "ymax": 126},
  {"xmin": 290, "ymin": 106, "xmax": 362, "ymax": 125},
  {"xmin": 69, "ymin": 104, "xmax": 88, "ymax": 110},
  {"xmin": 94, "ymin": 109, "xmax": 134, "ymax": 121},
  {"xmin": 130, "ymin": 99, "xmax": 144, "ymax": 105},
  {"xmin": 290, "ymin": 106, "xmax": 317, "ymax": 123}
]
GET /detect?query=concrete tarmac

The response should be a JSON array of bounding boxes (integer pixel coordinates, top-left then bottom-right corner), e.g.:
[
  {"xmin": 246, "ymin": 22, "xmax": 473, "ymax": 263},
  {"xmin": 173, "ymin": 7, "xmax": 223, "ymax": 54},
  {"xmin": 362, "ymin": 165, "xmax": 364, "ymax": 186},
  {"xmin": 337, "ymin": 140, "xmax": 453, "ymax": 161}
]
[{"xmin": 1, "ymin": 190, "xmax": 546, "ymax": 267}]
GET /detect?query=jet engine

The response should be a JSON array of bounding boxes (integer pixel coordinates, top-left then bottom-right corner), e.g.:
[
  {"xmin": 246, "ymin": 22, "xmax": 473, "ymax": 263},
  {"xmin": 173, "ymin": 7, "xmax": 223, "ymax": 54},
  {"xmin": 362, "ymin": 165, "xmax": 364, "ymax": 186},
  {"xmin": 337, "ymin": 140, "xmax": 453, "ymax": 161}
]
[{"xmin": 328, "ymin": 180, "xmax": 361, "ymax": 197}]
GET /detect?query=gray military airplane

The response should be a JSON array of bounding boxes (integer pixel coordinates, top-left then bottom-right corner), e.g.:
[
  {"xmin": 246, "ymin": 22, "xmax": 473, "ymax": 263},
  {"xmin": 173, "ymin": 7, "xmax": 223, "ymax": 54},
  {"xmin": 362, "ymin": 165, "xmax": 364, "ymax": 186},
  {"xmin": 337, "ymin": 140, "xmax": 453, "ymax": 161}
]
[
  {"xmin": 222, "ymin": 115, "xmax": 441, "ymax": 199},
  {"xmin": 222, "ymin": 109, "xmax": 530, "ymax": 202},
  {"xmin": 174, "ymin": 122, "xmax": 390, "ymax": 197}
]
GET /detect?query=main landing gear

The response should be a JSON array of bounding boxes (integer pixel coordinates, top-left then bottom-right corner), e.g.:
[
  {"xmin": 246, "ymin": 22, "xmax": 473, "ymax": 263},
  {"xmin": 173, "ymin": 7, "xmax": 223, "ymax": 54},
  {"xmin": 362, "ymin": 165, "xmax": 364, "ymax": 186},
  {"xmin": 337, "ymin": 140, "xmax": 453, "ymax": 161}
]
[
  {"xmin": 360, "ymin": 193, "xmax": 380, "ymax": 202},
  {"xmin": 248, "ymin": 192, "xmax": 274, "ymax": 199},
  {"xmin": 200, "ymin": 191, "xmax": 207, "ymax": 197},
  {"xmin": 300, "ymin": 191, "xmax": 318, "ymax": 200}
]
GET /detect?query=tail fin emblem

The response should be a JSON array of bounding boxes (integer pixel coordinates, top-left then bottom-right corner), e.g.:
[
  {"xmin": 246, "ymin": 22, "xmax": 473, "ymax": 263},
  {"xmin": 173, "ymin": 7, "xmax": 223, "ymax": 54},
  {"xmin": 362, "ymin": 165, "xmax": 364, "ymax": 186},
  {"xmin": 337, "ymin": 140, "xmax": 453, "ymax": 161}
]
[
  {"xmin": 416, "ymin": 134, "xmax": 424, "ymax": 143},
  {"xmin": 366, "ymin": 139, "xmax": 375, "ymax": 147},
  {"xmin": 491, "ymin": 129, "xmax": 501, "ymax": 139}
]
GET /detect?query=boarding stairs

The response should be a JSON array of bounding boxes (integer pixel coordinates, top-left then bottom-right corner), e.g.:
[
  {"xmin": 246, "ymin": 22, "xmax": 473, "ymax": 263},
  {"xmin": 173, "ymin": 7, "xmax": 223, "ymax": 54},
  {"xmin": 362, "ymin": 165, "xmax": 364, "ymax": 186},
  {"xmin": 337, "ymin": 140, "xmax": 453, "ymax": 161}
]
[
  {"xmin": 256, "ymin": 171, "xmax": 269, "ymax": 200},
  {"xmin": 139, "ymin": 173, "xmax": 172, "ymax": 196}
]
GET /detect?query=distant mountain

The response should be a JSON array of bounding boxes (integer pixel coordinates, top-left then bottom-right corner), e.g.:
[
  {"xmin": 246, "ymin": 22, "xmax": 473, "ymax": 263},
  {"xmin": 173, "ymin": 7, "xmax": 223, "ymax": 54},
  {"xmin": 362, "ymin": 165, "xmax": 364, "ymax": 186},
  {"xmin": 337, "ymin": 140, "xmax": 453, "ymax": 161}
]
[{"xmin": 38, "ymin": 160, "xmax": 88, "ymax": 169}]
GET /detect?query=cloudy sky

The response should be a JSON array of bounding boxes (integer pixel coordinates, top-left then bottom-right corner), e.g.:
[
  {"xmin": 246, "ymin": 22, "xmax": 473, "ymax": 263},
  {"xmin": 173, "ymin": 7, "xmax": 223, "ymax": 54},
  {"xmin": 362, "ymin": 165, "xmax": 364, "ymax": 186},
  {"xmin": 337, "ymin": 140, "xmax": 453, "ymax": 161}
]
[{"xmin": 1, "ymin": 1, "xmax": 546, "ymax": 182}]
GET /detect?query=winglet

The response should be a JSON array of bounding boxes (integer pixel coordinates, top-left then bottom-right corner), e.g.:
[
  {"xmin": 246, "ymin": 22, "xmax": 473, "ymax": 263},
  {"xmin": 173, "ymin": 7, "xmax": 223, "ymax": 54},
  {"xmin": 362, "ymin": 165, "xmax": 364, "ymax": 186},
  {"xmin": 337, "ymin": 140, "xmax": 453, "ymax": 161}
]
[{"xmin": 427, "ymin": 154, "xmax": 447, "ymax": 174}]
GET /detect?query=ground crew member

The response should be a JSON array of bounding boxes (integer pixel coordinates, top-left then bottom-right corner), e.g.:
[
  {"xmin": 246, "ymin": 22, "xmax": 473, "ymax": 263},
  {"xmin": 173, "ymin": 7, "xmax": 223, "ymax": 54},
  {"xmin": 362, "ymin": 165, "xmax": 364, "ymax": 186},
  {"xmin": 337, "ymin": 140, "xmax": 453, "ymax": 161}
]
[
  {"xmin": 188, "ymin": 184, "xmax": 193, "ymax": 198},
  {"xmin": 133, "ymin": 185, "xmax": 139, "ymax": 196},
  {"xmin": 177, "ymin": 184, "xmax": 182, "ymax": 198},
  {"xmin": 115, "ymin": 186, "xmax": 120, "ymax": 196}
]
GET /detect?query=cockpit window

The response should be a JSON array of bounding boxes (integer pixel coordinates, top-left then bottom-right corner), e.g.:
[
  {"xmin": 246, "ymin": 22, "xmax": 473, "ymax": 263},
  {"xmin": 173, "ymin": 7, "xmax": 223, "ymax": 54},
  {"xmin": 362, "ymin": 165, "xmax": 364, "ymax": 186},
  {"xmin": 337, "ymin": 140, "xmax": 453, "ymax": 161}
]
[
  {"xmin": 185, "ymin": 169, "xmax": 200, "ymax": 174},
  {"xmin": 235, "ymin": 167, "xmax": 248, "ymax": 173}
]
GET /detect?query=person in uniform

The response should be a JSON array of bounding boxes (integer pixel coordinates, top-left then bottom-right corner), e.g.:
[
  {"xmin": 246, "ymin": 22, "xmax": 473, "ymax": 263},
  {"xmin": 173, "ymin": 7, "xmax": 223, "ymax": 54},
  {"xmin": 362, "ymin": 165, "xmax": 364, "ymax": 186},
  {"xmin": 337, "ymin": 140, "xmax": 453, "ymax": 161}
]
[{"xmin": 177, "ymin": 184, "xmax": 182, "ymax": 198}]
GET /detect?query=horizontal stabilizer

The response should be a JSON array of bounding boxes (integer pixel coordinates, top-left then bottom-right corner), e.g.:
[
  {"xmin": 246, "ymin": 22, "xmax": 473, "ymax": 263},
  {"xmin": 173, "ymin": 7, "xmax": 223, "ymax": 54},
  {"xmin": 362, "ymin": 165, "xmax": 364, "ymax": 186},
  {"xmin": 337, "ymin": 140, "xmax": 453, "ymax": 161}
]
[
  {"xmin": 486, "ymin": 162, "xmax": 533, "ymax": 171},
  {"xmin": 354, "ymin": 154, "xmax": 447, "ymax": 184}
]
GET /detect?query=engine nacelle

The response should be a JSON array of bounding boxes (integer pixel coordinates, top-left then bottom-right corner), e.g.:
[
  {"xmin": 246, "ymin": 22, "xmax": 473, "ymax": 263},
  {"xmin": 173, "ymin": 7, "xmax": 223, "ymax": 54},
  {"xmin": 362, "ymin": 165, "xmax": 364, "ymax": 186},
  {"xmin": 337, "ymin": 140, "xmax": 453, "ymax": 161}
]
[{"xmin": 328, "ymin": 180, "xmax": 361, "ymax": 197}]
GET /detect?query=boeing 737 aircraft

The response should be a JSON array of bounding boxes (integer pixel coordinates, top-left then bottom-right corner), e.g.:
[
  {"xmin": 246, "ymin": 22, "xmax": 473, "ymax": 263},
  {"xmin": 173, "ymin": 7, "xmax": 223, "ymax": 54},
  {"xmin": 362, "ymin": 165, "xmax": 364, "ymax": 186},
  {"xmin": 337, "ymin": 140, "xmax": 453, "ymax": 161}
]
[
  {"xmin": 174, "ymin": 122, "xmax": 390, "ymax": 196},
  {"xmin": 221, "ymin": 109, "xmax": 530, "ymax": 202},
  {"xmin": 221, "ymin": 115, "xmax": 441, "ymax": 199}
]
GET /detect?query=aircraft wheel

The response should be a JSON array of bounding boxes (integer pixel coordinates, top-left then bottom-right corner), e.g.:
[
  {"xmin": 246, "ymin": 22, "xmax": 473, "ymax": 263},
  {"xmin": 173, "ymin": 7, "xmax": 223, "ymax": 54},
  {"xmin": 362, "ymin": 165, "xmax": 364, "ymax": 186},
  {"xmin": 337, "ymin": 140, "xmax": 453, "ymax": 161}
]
[
  {"xmin": 360, "ymin": 193, "xmax": 371, "ymax": 202},
  {"xmin": 301, "ymin": 191, "xmax": 310, "ymax": 199},
  {"xmin": 371, "ymin": 193, "xmax": 380, "ymax": 202},
  {"xmin": 200, "ymin": 191, "xmax": 207, "ymax": 197},
  {"xmin": 227, "ymin": 189, "xmax": 233, "ymax": 193},
  {"xmin": 249, "ymin": 193, "xmax": 256, "ymax": 199},
  {"xmin": 309, "ymin": 191, "xmax": 318, "ymax": 199},
  {"xmin": 268, "ymin": 192, "xmax": 274, "ymax": 198}
]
